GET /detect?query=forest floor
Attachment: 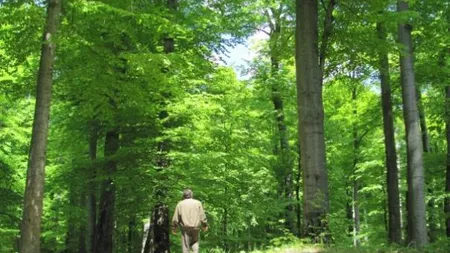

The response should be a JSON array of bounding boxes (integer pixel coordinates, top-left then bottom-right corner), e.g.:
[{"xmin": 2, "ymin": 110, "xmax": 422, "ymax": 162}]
[
  {"xmin": 280, "ymin": 247, "xmax": 322, "ymax": 253},
  {"xmin": 250, "ymin": 245, "xmax": 324, "ymax": 253},
  {"xmin": 249, "ymin": 244, "xmax": 450, "ymax": 253}
]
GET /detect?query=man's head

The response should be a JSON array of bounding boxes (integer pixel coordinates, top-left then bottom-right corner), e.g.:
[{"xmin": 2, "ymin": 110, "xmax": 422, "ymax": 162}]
[{"xmin": 183, "ymin": 189, "xmax": 193, "ymax": 199}]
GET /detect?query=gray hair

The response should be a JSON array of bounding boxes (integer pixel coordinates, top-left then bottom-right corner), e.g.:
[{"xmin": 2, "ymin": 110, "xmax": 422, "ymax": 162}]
[{"xmin": 183, "ymin": 189, "xmax": 193, "ymax": 199}]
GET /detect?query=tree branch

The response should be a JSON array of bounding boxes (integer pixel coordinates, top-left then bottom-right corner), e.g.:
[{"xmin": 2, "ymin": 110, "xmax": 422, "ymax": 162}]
[
  {"xmin": 264, "ymin": 9, "xmax": 275, "ymax": 34},
  {"xmin": 319, "ymin": 0, "xmax": 336, "ymax": 84},
  {"xmin": 255, "ymin": 27, "xmax": 271, "ymax": 36}
]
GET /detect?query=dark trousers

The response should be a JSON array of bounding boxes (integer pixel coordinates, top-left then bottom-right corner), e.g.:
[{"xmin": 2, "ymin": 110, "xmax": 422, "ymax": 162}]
[{"xmin": 181, "ymin": 227, "xmax": 199, "ymax": 253}]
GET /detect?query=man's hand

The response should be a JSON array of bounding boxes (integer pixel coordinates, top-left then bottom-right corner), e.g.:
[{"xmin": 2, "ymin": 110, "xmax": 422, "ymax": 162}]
[
  {"xmin": 202, "ymin": 225, "xmax": 208, "ymax": 232},
  {"xmin": 172, "ymin": 227, "xmax": 177, "ymax": 235}
]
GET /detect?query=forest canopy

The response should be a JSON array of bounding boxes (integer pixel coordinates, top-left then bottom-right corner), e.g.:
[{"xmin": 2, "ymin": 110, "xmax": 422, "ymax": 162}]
[{"xmin": 1, "ymin": 0, "xmax": 450, "ymax": 252}]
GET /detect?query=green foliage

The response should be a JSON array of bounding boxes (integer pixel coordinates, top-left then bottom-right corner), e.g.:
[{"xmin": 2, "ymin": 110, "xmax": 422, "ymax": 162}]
[
  {"xmin": 0, "ymin": 84, "xmax": 33, "ymax": 252},
  {"xmin": 2, "ymin": 0, "xmax": 450, "ymax": 252}
]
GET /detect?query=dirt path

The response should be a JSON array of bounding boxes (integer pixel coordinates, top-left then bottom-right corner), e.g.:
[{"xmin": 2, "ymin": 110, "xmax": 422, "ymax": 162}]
[{"xmin": 283, "ymin": 247, "xmax": 322, "ymax": 253}]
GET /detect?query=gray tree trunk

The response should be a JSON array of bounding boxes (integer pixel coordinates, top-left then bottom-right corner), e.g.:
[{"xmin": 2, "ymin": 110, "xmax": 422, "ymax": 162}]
[
  {"xmin": 295, "ymin": 0, "xmax": 331, "ymax": 241},
  {"xmin": 87, "ymin": 123, "xmax": 98, "ymax": 253},
  {"xmin": 397, "ymin": 0, "xmax": 428, "ymax": 247},
  {"xmin": 353, "ymin": 180, "xmax": 360, "ymax": 246},
  {"xmin": 271, "ymin": 57, "xmax": 295, "ymax": 233},
  {"xmin": 377, "ymin": 22, "xmax": 402, "ymax": 245},
  {"xmin": 446, "ymin": 85, "xmax": 450, "ymax": 237},
  {"xmin": 96, "ymin": 129, "xmax": 120, "ymax": 253},
  {"xmin": 149, "ymin": 1, "xmax": 177, "ymax": 252},
  {"xmin": 352, "ymin": 87, "xmax": 360, "ymax": 247},
  {"xmin": 79, "ymin": 195, "xmax": 87, "ymax": 253},
  {"xmin": 417, "ymin": 91, "xmax": 431, "ymax": 153},
  {"xmin": 19, "ymin": 1, "xmax": 61, "ymax": 252},
  {"xmin": 417, "ymin": 90, "xmax": 437, "ymax": 242},
  {"xmin": 264, "ymin": 3, "xmax": 295, "ymax": 234}
]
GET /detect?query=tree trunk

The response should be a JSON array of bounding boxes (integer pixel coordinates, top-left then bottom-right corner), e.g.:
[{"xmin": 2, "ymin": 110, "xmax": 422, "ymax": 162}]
[
  {"xmin": 87, "ymin": 123, "xmax": 98, "ymax": 253},
  {"xmin": 346, "ymin": 190, "xmax": 353, "ymax": 235},
  {"xmin": 377, "ymin": 21, "xmax": 402, "ymax": 244},
  {"xmin": 128, "ymin": 218, "xmax": 136, "ymax": 253},
  {"xmin": 270, "ymin": 56, "xmax": 295, "ymax": 233},
  {"xmin": 445, "ymin": 85, "xmax": 450, "ymax": 237},
  {"xmin": 353, "ymin": 180, "xmax": 360, "ymax": 246},
  {"xmin": 150, "ymin": 204, "xmax": 170, "ymax": 253},
  {"xmin": 397, "ymin": 0, "xmax": 428, "ymax": 247},
  {"xmin": 296, "ymin": 154, "xmax": 302, "ymax": 236},
  {"xmin": 417, "ymin": 90, "xmax": 437, "ymax": 242},
  {"xmin": 295, "ymin": 0, "xmax": 331, "ymax": 241},
  {"xmin": 416, "ymin": 90, "xmax": 438, "ymax": 242},
  {"xmin": 96, "ymin": 129, "xmax": 120, "ymax": 253},
  {"xmin": 417, "ymin": 91, "xmax": 431, "ymax": 153},
  {"xmin": 19, "ymin": 1, "xmax": 61, "ymax": 252},
  {"xmin": 266, "ymin": 5, "xmax": 295, "ymax": 233},
  {"xmin": 150, "ymin": 1, "xmax": 177, "ymax": 252},
  {"xmin": 79, "ymin": 195, "xmax": 87, "ymax": 253},
  {"xmin": 223, "ymin": 206, "xmax": 228, "ymax": 251},
  {"xmin": 352, "ymin": 87, "xmax": 360, "ymax": 247},
  {"xmin": 66, "ymin": 189, "xmax": 78, "ymax": 252},
  {"xmin": 141, "ymin": 222, "xmax": 152, "ymax": 253}
]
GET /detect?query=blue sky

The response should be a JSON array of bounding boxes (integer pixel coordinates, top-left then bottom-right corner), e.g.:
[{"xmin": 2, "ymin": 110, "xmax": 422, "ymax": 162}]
[{"xmin": 219, "ymin": 31, "xmax": 269, "ymax": 78}]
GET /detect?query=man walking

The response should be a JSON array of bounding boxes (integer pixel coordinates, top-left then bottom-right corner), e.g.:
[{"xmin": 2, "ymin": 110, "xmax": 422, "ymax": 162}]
[{"xmin": 172, "ymin": 189, "xmax": 208, "ymax": 253}]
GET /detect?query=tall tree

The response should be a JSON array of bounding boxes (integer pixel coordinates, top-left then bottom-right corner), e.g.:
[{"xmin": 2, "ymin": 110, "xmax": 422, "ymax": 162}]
[
  {"xmin": 149, "ymin": 1, "xmax": 177, "ymax": 252},
  {"xmin": 19, "ymin": 0, "xmax": 61, "ymax": 252},
  {"xmin": 351, "ymin": 85, "xmax": 360, "ymax": 247},
  {"xmin": 416, "ymin": 89, "xmax": 437, "ymax": 242},
  {"xmin": 397, "ymin": 0, "xmax": 428, "ymax": 247},
  {"xmin": 266, "ymin": 1, "xmax": 295, "ymax": 234},
  {"xmin": 377, "ymin": 21, "xmax": 402, "ymax": 244},
  {"xmin": 445, "ymin": 45, "xmax": 450, "ymax": 238},
  {"xmin": 87, "ymin": 122, "xmax": 98, "ymax": 253},
  {"xmin": 446, "ymin": 84, "xmax": 450, "ymax": 238},
  {"xmin": 96, "ymin": 129, "xmax": 120, "ymax": 253},
  {"xmin": 295, "ymin": 0, "xmax": 334, "ymax": 240}
]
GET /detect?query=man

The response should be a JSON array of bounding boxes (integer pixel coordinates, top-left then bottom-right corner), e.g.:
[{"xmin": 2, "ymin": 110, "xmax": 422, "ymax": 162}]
[{"xmin": 172, "ymin": 189, "xmax": 208, "ymax": 253}]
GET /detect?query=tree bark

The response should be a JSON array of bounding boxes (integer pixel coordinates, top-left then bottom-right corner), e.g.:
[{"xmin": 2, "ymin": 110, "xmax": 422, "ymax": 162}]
[
  {"xmin": 96, "ymin": 129, "xmax": 120, "ymax": 253},
  {"xmin": 295, "ymin": 0, "xmax": 331, "ymax": 241},
  {"xmin": 446, "ymin": 85, "xmax": 450, "ymax": 238},
  {"xmin": 79, "ymin": 195, "xmax": 87, "ymax": 253},
  {"xmin": 417, "ymin": 90, "xmax": 437, "ymax": 242},
  {"xmin": 128, "ymin": 218, "xmax": 136, "ymax": 253},
  {"xmin": 87, "ymin": 122, "xmax": 98, "ymax": 253},
  {"xmin": 19, "ymin": 1, "xmax": 61, "ymax": 252},
  {"xmin": 270, "ymin": 57, "xmax": 295, "ymax": 233},
  {"xmin": 66, "ymin": 189, "xmax": 78, "ymax": 252},
  {"xmin": 377, "ymin": 21, "xmax": 402, "ymax": 244},
  {"xmin": 150, "ymin": 204, "xmax": 170, "ymax": 253},
  {"xmin": 352, "ymin": 87, "xmax": 360, "ymax": 247},
  {"xmin": 149, "ymin": 1, "xmax": 177, "ymax": 252},
  {"xmin": 141, "ymin": 222, "xmax": 152, "ymax": 253},
  {"xmin": 353, "ymin": 180, "xmax": 360, "ymax": 246},
  {"xmin": 417, "ymin": 91, "xmax": 431, "ymax": 153},
  {"xmin": 266, "ymin": 5, "xmax": 295, "ymax": 233},
  {"xmin": 397, "ymin": 0, "xmax": 428, "ymax": 247},
  {"xmin": 223, "ymin": 206, "xmax": 228, "ymax": 251},
  {"xmin": 296, "ymin": 167, "xmax": 302, "ymax": 236}
]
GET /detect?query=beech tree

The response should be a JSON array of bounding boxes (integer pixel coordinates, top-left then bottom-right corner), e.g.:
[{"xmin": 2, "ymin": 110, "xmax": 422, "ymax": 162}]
[
  {"xmin": 377, "ymin": 21, "xmax": 402, "ymax": 244},
  {"xmin": 19, "ymin": 0, "xmax": 61, "ymax": 253},
  {"xmin": 295, "ymin": 0, "xmax": 335, "ymax": 241},
  {"xmin": 2, "ymin": 0, "xmax": 450, "ymax": 252},
  {"xmin": 397, "ymin": 0, "xmax": 428, "ymax": 247}
]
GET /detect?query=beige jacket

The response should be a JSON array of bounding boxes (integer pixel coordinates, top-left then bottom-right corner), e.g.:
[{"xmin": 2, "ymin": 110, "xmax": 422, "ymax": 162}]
[{"xmin": 172, "ymin": 198, "xmax": 207, "ymax": 229}]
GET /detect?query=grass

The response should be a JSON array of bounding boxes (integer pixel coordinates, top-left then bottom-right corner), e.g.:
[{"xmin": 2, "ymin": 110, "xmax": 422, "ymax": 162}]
[{"xmin": 246, "ymin": 240, "xmax": 450, "ymax": 253}]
